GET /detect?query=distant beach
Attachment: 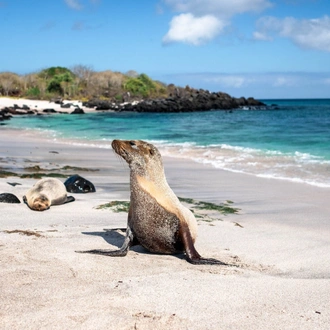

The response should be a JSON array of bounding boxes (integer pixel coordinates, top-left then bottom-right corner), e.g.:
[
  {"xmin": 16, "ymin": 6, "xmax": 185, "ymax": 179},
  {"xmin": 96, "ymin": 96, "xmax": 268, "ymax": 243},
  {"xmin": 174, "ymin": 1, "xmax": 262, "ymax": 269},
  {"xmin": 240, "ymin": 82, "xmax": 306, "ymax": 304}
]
[{"xmin": 1, "ymin": 98, "xmax": 330, "ymax": 329}]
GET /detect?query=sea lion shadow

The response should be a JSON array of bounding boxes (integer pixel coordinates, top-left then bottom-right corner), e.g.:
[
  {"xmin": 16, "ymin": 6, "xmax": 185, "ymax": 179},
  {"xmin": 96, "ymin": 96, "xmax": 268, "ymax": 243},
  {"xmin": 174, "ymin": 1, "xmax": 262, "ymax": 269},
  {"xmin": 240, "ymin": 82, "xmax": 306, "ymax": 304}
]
[
  {"xmin": 81, "ymin": 229, "xmax": 125, "ymax": 249},
  {"xmin": 80, "ymin": 229, "xmax": 186, "ymax": 259}
]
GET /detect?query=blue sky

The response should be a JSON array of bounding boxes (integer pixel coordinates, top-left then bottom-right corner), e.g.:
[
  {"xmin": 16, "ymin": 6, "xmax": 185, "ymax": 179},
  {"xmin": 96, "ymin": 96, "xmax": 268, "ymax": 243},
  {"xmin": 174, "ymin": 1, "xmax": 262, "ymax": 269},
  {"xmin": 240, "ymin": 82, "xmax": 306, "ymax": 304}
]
[{"xmin": 1, "ymin": 0, "xmax": 330, "ymax": 99}]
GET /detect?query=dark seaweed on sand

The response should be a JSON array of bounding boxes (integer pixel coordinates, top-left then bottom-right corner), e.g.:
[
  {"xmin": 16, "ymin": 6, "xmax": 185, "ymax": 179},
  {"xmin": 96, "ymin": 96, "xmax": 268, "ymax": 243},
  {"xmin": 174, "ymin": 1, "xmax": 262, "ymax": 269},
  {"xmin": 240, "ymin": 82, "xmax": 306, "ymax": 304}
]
[
  {"xmin": 96, "ymin": 198, "xmax": 240, "ymax": 222},
  {"xmin": 0, "ymin": 164, "xmax": 98, "ymax": 179},
  {"xmin": 178, "ymin": 197, "xmax": 240, "ymax": 215},
  {"xmin": 96, "ymin": 201, "xmax": 130, "ymax": 213}
]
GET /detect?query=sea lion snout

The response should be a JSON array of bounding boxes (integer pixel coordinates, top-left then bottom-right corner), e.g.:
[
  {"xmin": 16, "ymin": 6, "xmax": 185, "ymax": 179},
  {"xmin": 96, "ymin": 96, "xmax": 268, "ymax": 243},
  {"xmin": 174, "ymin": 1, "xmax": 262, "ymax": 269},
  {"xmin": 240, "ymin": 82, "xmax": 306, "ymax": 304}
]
[
  {"xmin": 112, "ymin": 139, "xmax": 134, "ymax": 162},
  {"xmin": 112, "ymin": 140, "xmax": 152, "ymax": 163},
  {"xmin": 32, "ymin": 195, "xmax": 50, "ymax": 211}
]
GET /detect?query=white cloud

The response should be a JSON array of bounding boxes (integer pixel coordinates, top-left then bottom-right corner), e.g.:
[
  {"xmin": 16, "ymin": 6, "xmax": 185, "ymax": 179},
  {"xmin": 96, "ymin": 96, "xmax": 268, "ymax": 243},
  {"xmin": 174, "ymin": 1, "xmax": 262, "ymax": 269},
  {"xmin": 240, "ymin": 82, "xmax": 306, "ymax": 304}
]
[
  {"xmin": 157, "ymin": 72, "xmax": 330, "ymax": 98},
  {"xmin": 64, "ymin": 0, "xmax": 100, "ymax": 10},
  {"xmin": 163, "ymin": 13, "xmax": 225, "ymax": 45},
  {"xmin": 172, "ymin": 72, "xmax": 316, "ymax": 89},
  {"xmin": 204, "ymin": 75, "xmax": 249, "ymax": 88},
  {"xmin": 162, "ymin": 0, "xmax": 272, "ymax": 45},
  {"xmin": 254, "ymin": 15, "xmax": 330, "ymax": 52},
  {"xmin": 64, "ymin": 0, "xmax": 83, "ymax": 10},
  {"xmin": 272, "ymin": 76, "xmax": 298, "ymax": 87},
  {"xmin": 252, "ymin": 31, "xmax": 272, "ymax": 41}
]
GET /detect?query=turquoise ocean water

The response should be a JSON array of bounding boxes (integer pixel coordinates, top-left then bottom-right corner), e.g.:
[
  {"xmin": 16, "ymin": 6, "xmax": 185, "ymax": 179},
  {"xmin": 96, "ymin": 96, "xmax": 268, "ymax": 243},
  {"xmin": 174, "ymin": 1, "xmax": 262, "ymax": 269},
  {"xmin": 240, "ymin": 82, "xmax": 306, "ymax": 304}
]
[{"xmin": 4, "ymin": 99, "xmax": 330, "ymax": 188}]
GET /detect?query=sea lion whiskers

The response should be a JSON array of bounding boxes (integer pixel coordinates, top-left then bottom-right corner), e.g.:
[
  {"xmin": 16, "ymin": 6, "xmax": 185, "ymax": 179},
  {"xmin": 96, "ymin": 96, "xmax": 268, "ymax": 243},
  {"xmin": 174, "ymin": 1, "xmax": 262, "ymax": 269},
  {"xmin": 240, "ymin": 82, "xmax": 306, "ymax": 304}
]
[{"xmin": 112, "ymin": 147, "xmax": 126, "ymax": 168}]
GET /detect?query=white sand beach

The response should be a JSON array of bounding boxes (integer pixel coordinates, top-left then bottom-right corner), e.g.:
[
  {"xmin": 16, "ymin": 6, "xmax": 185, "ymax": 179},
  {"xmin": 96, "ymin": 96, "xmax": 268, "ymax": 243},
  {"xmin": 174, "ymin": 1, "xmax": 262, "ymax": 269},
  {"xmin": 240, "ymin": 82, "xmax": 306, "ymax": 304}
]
[
  {"xmin": 1, "ymin": 99, "xmax": 330, "ymax": 329},
  {"xmin": 0, "ymin": 96, "xmax": 95, "ymax": 114}
]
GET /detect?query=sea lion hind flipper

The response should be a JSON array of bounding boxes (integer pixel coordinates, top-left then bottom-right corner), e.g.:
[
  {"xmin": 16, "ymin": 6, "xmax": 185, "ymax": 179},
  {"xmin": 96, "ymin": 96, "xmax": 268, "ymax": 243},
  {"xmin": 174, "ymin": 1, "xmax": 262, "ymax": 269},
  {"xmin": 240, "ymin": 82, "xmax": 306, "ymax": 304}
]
[
  {"xmin": 180, "ymin": 223, "xmax": 227, "ymax": 265},
  {"xmin": 187, "ymin": 257, "xmax": 228, "ymax": 265},
  {"xmin": 75, "ymin": 226, "xmax": 137, "ymax": 257},
  {"xmin": 75, "ymin": 248, "xmax": 129, "ymax": 257}
]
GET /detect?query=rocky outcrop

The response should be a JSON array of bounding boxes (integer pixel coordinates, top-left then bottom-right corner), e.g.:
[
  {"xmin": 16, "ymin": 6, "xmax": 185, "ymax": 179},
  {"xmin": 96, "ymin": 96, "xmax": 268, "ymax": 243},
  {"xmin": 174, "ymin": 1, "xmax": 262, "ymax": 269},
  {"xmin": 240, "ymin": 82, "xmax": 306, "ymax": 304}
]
[
  {"xmin": 83, "ymin": 88, "xmax": 266, "ymax": 112},
  {"xmin": 70, "ymin": 108, "xmax": 84, "ymax": 114},
  {"xmin": 0, "ymin": 88, "xmax": 268, "ymax": 123},
  {"xmin": 0, "ymin": 109, "xmax": 12, "ymax": 122},
  {"xmin": 0, "ymin": 106, "xmax": 35, "ymax": 121},
  {"xmin": 0, "ymin": 102, "xmax": 86, "ymax": 121}
]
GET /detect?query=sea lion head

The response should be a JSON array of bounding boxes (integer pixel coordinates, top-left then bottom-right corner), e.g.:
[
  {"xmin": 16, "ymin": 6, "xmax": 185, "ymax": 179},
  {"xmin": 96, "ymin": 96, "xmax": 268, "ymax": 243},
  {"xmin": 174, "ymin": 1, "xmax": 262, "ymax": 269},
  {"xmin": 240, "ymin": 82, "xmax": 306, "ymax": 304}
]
[
  {"xmin": 112, "ymin": 139, "xmax": 164, "ymax": 178},
  {"xmin": 31, "ymin": 194, "xmax": 51, "ymax": 211}
]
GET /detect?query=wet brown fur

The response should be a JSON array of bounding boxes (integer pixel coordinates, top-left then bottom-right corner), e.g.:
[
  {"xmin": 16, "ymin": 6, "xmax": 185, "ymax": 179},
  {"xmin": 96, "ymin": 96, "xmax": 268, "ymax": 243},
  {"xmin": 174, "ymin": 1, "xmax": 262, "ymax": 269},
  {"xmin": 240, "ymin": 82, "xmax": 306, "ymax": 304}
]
[{"xmin": 77, "ymin": 140, "xmax": 226, "ymax": 265}]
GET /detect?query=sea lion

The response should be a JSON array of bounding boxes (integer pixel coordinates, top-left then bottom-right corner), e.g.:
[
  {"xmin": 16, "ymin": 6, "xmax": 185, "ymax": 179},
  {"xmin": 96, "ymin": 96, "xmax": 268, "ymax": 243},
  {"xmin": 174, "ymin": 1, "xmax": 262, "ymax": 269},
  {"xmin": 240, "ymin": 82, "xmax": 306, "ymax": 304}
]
[
  {"xmin": 23, "ymin": 178, "xmax": 75, "ymax": 211},
  {"xmin": 77, "ymin": 139, "xmax": 226, "ymax": 265}
]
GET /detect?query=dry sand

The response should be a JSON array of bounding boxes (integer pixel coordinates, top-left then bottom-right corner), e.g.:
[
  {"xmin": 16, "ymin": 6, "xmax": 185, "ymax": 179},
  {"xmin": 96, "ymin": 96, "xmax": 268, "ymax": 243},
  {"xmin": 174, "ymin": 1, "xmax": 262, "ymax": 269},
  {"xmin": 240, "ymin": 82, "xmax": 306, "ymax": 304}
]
[{"xmin": 1, "ymin": 100, "xmax": 330, "ymax": 329}]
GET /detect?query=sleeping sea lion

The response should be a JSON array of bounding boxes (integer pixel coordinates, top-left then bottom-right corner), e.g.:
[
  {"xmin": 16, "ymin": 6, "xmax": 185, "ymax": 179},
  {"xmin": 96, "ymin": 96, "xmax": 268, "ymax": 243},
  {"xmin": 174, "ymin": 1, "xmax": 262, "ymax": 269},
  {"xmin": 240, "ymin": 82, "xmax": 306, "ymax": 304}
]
[
  {"xmin": 77, "ymin": 139, "xmax": 226, "ymax": 265},
  {"xmin": 23, "ymin": 178, "xmax": 75, "ymax": 211}
]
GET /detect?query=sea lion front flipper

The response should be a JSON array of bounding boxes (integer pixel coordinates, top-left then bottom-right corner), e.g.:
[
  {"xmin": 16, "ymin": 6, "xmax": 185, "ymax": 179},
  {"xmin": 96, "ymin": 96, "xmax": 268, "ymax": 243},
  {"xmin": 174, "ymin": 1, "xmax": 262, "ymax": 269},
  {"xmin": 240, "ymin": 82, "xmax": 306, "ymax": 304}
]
[
  {"xmin": 75, "ymin": 226, "xmax": 137, "ymax": 257},
  {"xmin": 180, "ymin": 223, "xmax": 227, "ymax": 265}
]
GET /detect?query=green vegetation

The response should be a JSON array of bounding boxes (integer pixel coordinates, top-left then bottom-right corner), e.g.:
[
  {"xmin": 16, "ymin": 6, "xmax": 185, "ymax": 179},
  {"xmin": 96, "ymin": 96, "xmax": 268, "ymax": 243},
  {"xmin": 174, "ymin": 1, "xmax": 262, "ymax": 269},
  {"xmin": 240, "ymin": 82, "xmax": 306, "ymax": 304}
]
[
  {"xmin": 0, "ymin": 170, "xmax": 17, "ymax": 178},
  {"xmin": 0, "ymin": 65, "xmax": 171, "ymax": 101},
  {"xmin": 0, "ymin": 164, "xmax": 97, "ymax": 179},
  {"xmin": 178, "ymin": 197, "xmax": 240, "ymax": 220},
  {"xmin": 96, "ymin": 200, "xmax": 130, "ymax": 212},
  {"xmin": 96, "ymin": 198, "xmax": 240, "ymax": 223}
]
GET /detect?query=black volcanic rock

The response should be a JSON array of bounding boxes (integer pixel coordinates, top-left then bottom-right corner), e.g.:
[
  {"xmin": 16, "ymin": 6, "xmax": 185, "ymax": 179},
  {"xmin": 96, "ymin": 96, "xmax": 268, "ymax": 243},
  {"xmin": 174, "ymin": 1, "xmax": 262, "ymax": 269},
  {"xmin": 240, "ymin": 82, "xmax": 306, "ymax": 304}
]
[
  {"xmin": 116, "ymin": 88, "xmax": 265, "ymax": 113},
  {"xmin": 43, "ymin": 108, "xmax": 57, "ymax": 113},
  {"xmin": 70, "ymin": 108, "xmax": 84, "ymax": 114},
  {"xmin": 61, "ymin": 103, "xmax": 72, "ymax": 108},
  {"xmin": 0, "ymin": 193, "xmax": 21, "ymax": 203},
  {"xmin": 0, "ymin": 109, "xmax": 12, "ymax": 121},
  {"xmin": 64, "ymin": 175, "xmax": 96, "ymax": 193},
  {"xmin": 83, "ymin": 88, "xmax": 266, "ymax": 113}
]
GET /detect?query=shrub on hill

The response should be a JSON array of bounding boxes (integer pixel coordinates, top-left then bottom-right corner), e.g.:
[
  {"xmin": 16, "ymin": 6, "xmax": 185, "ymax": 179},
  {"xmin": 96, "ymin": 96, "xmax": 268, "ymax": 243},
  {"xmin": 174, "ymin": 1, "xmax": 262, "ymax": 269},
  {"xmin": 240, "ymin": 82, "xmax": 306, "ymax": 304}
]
[
  {"xmin": 0, "ymin": 65, "xmax": 170, "ymax": 101},
  {"xmin": 0, "ymin": 72, "xmax": 22, "ymax": 96}
]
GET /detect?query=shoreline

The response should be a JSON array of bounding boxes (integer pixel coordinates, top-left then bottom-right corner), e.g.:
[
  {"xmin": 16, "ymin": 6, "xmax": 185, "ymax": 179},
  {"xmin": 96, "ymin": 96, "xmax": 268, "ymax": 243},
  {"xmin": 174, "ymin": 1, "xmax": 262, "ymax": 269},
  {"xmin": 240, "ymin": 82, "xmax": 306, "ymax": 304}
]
[
  {"xmin": 2, "ymin": 97, "xmax": 330, "ymax": 190},
  {"xmin": 1, "ymin": 127, "xmax": 330, "ymax": 329}
]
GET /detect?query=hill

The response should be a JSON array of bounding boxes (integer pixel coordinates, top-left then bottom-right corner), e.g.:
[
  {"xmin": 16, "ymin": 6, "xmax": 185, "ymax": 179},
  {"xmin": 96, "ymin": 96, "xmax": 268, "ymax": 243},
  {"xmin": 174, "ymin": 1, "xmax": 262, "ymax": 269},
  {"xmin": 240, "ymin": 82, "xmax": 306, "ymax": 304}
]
[{"xmin": 0, "ymin": 66, "xmax": 169, "ymax": 102}]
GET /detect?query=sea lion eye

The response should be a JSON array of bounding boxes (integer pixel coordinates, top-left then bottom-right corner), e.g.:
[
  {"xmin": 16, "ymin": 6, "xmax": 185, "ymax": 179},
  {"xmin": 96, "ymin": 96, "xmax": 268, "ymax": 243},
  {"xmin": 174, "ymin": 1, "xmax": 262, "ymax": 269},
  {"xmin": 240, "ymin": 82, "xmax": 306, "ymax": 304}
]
[
  {"xmin": 130, "ymin": 141, "xmax": 138, "ymax": 150},
  {"xmin": 149, "ymin": 149, "xmax": 155, "ymax": 156}
]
